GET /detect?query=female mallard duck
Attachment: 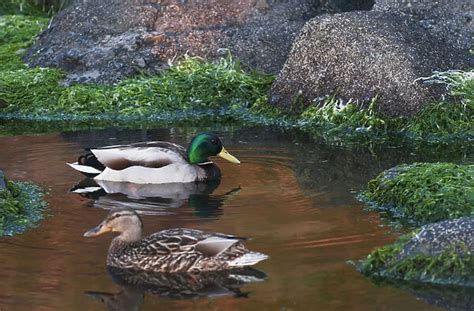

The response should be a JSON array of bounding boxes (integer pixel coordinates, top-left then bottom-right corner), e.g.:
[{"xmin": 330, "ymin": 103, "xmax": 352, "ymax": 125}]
[
  {"xmin": 67, "ymin": 132, "xmax": 240, "ymax": 184},
  {"xmin": 84, "ymin": 208, "xmax": 268, "ymax": 273}
]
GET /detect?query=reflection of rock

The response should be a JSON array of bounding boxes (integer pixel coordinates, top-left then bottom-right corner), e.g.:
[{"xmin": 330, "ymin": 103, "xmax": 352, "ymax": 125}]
[
  {"xmin": 270, "ymin": 11, "xmax": 473, "ymax": 117},
  {"xmin": 26, "ymin": 0, "xmax": 375, "ymax": 84},
  {"xmin": 71, "ymin": 178, "xmax": 241, "ymax": 218},
  {"xmin": 408, "ymin": 285, "xmax": 474, "ymax": 311},
  {"xmin": 292, "ymin": 138, "xmax": 472, "ymax": 201},
  {"xmin": 371, "ymin": 279, "xmax": 474, "ymax": 311},
  {"xmin": 86, "ymin": 266, "xmax": 267, "ymax": 309}
]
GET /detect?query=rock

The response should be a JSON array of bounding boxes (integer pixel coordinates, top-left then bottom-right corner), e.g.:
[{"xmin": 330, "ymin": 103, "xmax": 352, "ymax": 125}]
[
  {"xmin": 399, "ymin": 217, "xmax": 474, "ymax": 261},
  {"xmin": 25, "ymin": 0, "xmax": 375, "ymax": 84},
  {"xmin": 357, "ymin": 217, "xmax": 474, "ymax": 287},
  {"xmin": 374, "ymin": 0, "xmax": 473, "ymax": 50},
  {"xmin": 269, "ymin": 11, "xmax": 473, "ymax": 117},
  {"xmin": 0, "ymin": 170, "xmax": 6, "ymax": 191}
]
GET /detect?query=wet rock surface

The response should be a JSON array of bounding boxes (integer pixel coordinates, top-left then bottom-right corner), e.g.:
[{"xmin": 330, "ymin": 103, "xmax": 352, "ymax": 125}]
[
  {"xmin": 269, "ymin": 11, "xmax": 473, "ymax": 117},
  {"xmin": 399, "ymin": 217, "xmax": 474, "ymax": 260},
  {"xmin": 25, "ymin": 0, "xmax": 374, "ymax": 84}
]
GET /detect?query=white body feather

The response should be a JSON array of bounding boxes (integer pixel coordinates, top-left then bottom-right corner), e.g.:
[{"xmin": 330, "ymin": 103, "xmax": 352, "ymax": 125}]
[
  {"xmin": 67, "ymin": 162, "xmax": 102, "ymax": 174},
  {"xmin": 91, "ymin": 146, "xmax": 187, "ymax": 167},
  {"xmin": 95, "ymin": 164, "xmax": 203, "ymax": 184},
  {"xmin": 227, "ymin": 252, "xmax": 269, "ymax": 267}
]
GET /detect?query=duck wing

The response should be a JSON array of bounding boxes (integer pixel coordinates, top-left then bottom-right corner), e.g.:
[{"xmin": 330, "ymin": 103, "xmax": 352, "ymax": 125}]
[
  {"xmin": 110, "ymin": 229, "xmax": 251, "ymax": 272},
  {"xmin": 139, "ymin": 228, "xmax": 247, "ymax": 256},
  {"xmin": 90, "ymin": 141, "xmax": 188, "ymax": 170}
]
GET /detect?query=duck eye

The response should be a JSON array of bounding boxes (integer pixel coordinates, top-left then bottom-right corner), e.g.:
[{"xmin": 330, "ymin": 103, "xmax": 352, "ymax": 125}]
[
  {"xmin": 109, "ymin": 213, "xmax": 121, "ymax": 220},
  {"xmin": 211, "ymin": 139, "xmax": 217, "ymax": 144}
]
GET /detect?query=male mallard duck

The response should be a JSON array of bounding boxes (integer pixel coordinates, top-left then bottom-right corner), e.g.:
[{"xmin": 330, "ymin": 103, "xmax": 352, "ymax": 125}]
[
  {"xmin": 67, "ymin": 132, "xmax": 240, "ymax": 184},
  {"xmin": 84, "ymin": 208, "xmax": 268, "ymax": 273}
]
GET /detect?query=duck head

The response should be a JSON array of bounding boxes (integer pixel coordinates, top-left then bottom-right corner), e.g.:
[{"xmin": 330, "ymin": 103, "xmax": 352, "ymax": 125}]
[
  {"xmin": 84, "ymin": 208, "xmax": 143, "ymax": 242},
  {"xmin": 187, "ymin": 132, "xmax": 240, "ymax": 165}
]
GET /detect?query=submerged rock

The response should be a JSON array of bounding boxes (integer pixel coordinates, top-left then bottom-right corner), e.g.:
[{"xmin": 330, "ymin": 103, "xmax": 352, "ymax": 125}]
[
  {"xmin": 25, "ymin": 0, "xmax": 375, "ymax": 84},
  {"xmin": 356, "ymin": 217, "xmax": 474, "ymax": 287},
  {"xmin": 269, "ymin": 11, "xmax": 473, "ymax": 117}
]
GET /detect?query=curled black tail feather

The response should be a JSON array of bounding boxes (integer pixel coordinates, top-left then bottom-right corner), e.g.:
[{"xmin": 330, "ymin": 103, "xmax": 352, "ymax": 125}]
[{"xmin": 78, "ymin": 152, "xmax": 106, "ymax": 174}]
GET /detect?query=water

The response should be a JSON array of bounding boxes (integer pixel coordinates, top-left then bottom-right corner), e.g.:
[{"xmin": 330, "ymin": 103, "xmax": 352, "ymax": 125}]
[{"xmin": 0, "ymin": 125, "xmax": 471, "ymax": 311}]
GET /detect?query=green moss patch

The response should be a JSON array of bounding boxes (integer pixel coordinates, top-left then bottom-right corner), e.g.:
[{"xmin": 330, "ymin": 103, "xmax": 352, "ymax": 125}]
[
  {"xmin": 355, "ymin": 232, "xmax": 474, "ymax": 287},
  {"xmin": 0, "ymin": 57, "xmax": 274, "ymax": 118},
  {"xmin": 0, "ymin": 177, "xmax": 47, "ymax": 236},
  {"xmin": 0, "ymin": 0, "xmax": 59, "ymax": 16},
  {"xmin": 0, "ymin": 15, "xmax": 49, "ymax": 71},
  {"xmin": 359, "ymin": 163, "xmax": 474, "ymax": 226}
]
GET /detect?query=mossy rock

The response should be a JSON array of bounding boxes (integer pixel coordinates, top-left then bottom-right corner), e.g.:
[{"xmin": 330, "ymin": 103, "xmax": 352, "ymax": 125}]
[
  {"xmin": 359, "ymin": 162, "xmax": 474, "ymax": 225},
  {"xmin": 355, "ymin": 217, "xmax": 474, "ymax": 287},
  {"xmin": 0, "ymin": 172, "xmax": 47, "ymax": 236}
]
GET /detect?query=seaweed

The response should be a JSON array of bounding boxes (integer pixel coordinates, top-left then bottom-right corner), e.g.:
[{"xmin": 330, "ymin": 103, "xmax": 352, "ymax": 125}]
[
  {"xmin": 359, "ymin": 163, "xmax": 474, "ymax": 225},
  {"xmin": 0, "ymin": 177, "xmax": 47, "ymax": 236}
]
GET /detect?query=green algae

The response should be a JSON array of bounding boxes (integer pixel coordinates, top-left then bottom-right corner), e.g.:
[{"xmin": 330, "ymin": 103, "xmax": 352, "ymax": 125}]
[
  {"xmin": 0, "ymin": 177, "xmax": 47, "ymax": 236},
  {"xmin": 0, "ymin": 15, "xmax": 49, "ymax": 71},
  {"xmin": 0, "ymin": 57, "xmax": 274, "ymax": 117},
  {"xmin": 359, "ymin": 163, "xmax": 474, "ymax": 226},
  {"xmin": 355, "ymin": 232, "xmax": 474, "ymax": 287},
  {"xmin": 0, "ymin": 0, "xmax": 61, "ymax": 16}
]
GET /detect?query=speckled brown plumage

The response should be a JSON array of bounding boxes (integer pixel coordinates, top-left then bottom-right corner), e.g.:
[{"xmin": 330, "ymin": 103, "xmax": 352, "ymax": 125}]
[{"xmin": 84, "ymin": 209, "xmax": 268, "ymax": 273}]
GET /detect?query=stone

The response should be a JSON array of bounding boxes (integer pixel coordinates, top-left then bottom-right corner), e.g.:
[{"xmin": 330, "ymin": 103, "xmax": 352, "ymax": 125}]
[
  {"xmin": 399, "ymin": 217, "xmax": 474, "ymax": 260},
  {"xmin": 269, "ymin": 11, "xmax": 473, "ymax": 117},
  {"xmin": 0, "ymin": 170, "xmax": 6, "ymax": 191},
  {"xmin": 25, "ymin": 0, "xmax": 375, "ymax": 84},
  {"xmin": 374, "ymin": 0, "xmax": 473, "ymax": 50}
]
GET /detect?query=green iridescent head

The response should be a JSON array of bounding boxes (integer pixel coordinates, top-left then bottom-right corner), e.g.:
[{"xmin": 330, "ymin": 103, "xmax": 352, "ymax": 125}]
[{"xmin": 186, "ymin": 133, "xmax": 240, "ymax": 165}]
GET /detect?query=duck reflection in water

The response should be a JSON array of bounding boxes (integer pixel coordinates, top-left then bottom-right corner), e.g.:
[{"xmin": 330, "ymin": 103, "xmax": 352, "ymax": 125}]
[
  {"xmin": 71, "ymin": 178, "xmax": 241, "ymax": 218},
  {"xmin": 86, "ymin": 266, "xmax": 267, "ymax": 310}
]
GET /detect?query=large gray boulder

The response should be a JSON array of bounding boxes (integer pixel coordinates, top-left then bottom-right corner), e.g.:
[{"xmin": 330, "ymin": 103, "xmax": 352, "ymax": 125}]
[
  {"xmin": 25, "ymin": 0, "xmax": 374, "ymax": 84},
  {"xmin": 374, "ymin": 0, "xmax": 473, "ymax": 50},
  {"xmin": 269, "ymin": 11, "xmax": 473, "ymax": 117}
]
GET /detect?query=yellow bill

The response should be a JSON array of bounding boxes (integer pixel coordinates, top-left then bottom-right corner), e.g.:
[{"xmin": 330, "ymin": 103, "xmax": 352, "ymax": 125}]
[{"xmin": 218, "ymin": 147, "xmax": 240, "ymax": 164}]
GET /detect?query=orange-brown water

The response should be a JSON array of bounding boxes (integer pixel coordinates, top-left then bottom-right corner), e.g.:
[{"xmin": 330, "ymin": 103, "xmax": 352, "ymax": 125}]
[{"xmin": 1, "ymin": 126, "xmax": 463, "ymax": 311}]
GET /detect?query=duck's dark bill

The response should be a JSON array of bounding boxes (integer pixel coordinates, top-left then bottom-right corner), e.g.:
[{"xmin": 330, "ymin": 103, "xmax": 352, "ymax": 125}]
[{"xmin": 83, "ymin": 222, "xmax": 112, "ymax": 237}]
